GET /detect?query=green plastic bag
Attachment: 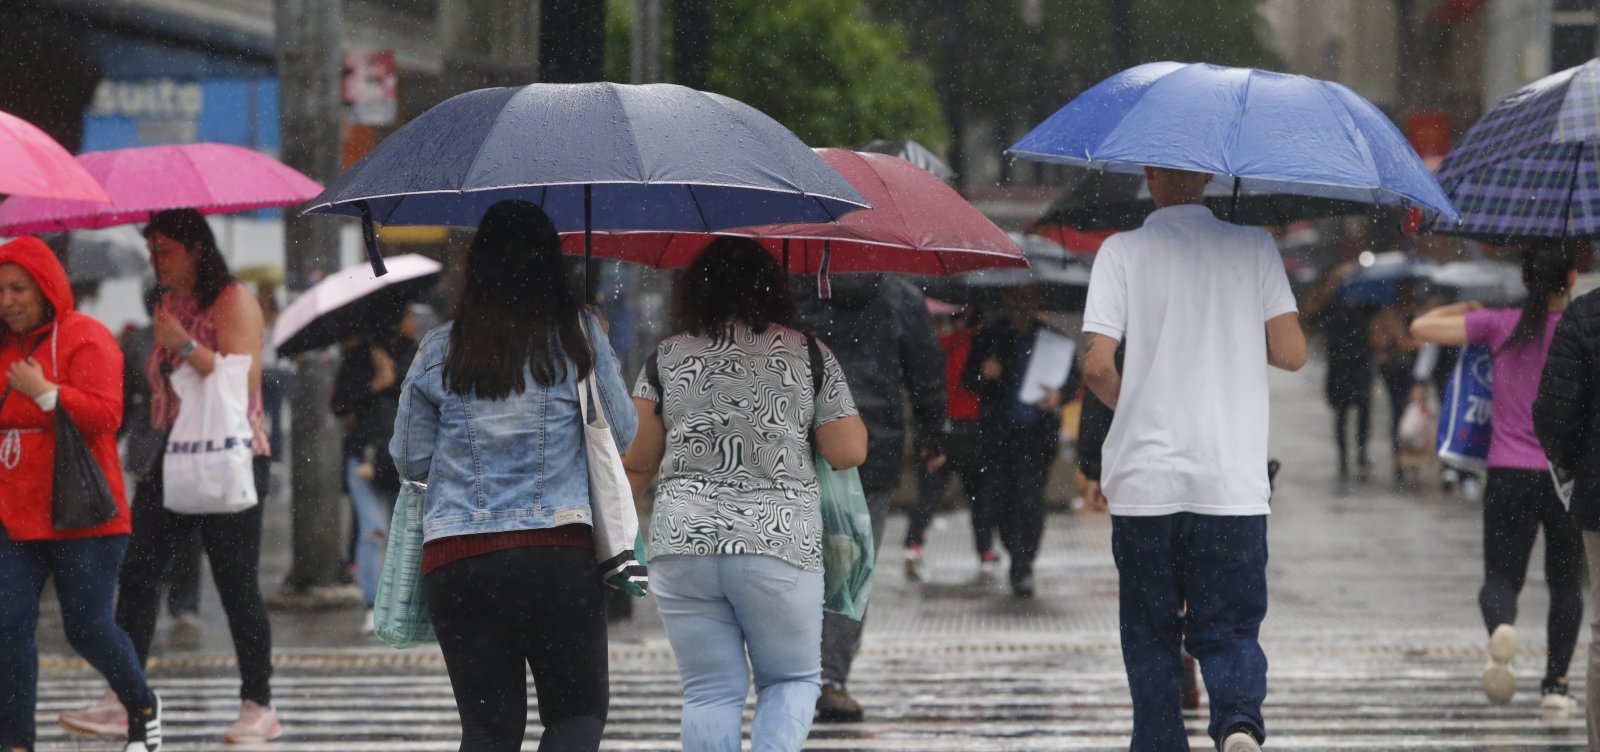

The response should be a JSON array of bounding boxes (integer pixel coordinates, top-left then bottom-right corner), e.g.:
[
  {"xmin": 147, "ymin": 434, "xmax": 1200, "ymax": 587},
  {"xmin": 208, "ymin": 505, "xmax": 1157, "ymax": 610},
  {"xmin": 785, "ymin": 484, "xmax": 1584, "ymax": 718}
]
[
  {"xmin": 373, "ymin": 480, "xmax": 436, "ymax": 648},
  {"xmin": 816, "ymin": 450, "xmax": 874, "ymax": 621}
]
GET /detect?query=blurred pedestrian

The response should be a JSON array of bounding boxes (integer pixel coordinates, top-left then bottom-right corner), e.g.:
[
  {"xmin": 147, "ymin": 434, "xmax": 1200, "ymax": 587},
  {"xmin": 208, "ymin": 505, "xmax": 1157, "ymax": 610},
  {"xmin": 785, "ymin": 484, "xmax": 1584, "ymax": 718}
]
[
  {"xmin": 1412, "ymin": 239, "xmax": 1583, "ymax": 715},
  {"xmin": 0, "ymin": 236, "xmax": 163, "ymax": 752},
  {"xmin": 903, "ymin": 306, "xmax": 992, "ymax": 583},
  {"xmin": 1533, "ymin": 272, "xmax": 1600, "ymax": 744},
  {"xmin": 624, "ymin": 237, "xmax": 867, "ymax": 752},
  {"xmin": 1082, "ymin": 166, "xmax": 1306, "ymax": 752},
  {"xmin": 118, "ymin": 286, "xmax": 203, "ymax": 636},
  {"xmin": 963, "ymin": 285, "xmax": 1078, "ymax": 599},
  {"xmin": 1369, "ymin": 280, "xmax": 1423, "ymax": 483},
  {"xmin": 330, "ymin": 324, "xmax": 404, "ymax": 635},
  {"xmin": 60, "ymin": 209, "xmax": 278, "ymax": 745},
  {"xmin": 1303, "ymin": 261, "xmax": 1374, "ymax": 480},
  {"xmin": 391, "ymin": 200, "xmax": 635, "ymax": 752},
  {"xmin": 791, "ymin": 272, "xmax": 944, "ymax": 722},
  {"xmin": 257, "ymin": 283, "xmax": 290, "ymax": 463}
]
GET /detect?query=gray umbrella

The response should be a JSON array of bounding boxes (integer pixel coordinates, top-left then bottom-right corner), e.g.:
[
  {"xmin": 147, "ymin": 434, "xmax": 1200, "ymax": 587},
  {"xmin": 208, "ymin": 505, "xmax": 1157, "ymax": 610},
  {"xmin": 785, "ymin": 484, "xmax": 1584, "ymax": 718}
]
[
  {"xmin": 52, "ymin": 232, "xmax": 149, "ymax": 284},
  {"xmin": 859, "ymin": 139, "xmax": 956, "ymax": 181}
]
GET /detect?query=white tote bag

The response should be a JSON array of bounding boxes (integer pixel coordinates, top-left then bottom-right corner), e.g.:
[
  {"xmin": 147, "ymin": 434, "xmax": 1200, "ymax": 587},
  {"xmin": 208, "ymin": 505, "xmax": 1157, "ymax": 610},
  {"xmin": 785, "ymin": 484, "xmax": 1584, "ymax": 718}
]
[
  {"xmin": 162, "ymin": 354, "xmax": 259, "ymax": 514},
  {"xmin": 577, "ymin": 320, "xmax": 645, "ymax": 595}
]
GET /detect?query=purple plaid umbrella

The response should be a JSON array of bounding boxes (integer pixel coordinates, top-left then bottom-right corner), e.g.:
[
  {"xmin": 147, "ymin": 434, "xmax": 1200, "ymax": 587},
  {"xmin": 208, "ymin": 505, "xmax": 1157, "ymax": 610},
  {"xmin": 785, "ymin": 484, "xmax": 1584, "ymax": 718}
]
[{"xmin": 1425, "ymin": 59, "xmax": 1600, "ymax": 242}]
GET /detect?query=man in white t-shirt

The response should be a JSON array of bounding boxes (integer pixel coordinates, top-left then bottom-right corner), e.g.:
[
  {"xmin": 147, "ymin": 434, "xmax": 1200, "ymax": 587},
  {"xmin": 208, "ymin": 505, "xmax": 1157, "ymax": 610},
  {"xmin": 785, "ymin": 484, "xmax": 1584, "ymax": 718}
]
[{"xmin": 1081, "ymin": 166, "xmax": 1306, "ymax": 752}]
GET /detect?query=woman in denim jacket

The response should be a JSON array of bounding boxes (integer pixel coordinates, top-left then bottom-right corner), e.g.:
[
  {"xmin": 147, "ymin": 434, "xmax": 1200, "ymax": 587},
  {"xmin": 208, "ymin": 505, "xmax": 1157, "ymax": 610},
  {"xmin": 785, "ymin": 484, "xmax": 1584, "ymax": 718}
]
[{"xmin": 390, "ymin": 200, "xmax": 636, "ymax": 752}]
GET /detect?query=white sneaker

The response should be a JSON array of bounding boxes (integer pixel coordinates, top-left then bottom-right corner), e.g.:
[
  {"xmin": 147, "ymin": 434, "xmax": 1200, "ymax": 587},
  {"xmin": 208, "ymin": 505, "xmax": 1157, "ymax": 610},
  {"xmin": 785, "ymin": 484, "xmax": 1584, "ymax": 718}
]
[
  {"xmin": 1482, "ymin": 623, "xmax": 1517, "ymax": 705},
  {"xmin": 359, "ymin": 608, "xmax": 376, "ymax": 635},
  {"xmin": 1541, "ymin": 686, "xmax": 1579, "ymax": 720},
  {"xmin": 1221, "ymin": 729, "xmax": 1262, "ymax": 752},
  {"xmin": 903, "ymin": 545, "xmax": 926, "ymax": 583}
]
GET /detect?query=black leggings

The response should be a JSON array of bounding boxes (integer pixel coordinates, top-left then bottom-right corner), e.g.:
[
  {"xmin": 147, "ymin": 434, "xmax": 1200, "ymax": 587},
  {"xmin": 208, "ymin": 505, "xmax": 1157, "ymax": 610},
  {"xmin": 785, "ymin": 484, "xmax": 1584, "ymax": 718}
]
[
  {"xmin": 424, "ymin": 545, "xmax": 610, "ymax": 752},
  {"xmin": 1479, "ymin": 468, "xmax": 1586, "ymax": 683},
  {"xmin": 116, "ymin": 456, "xmax": 274, "ymax": 704}
]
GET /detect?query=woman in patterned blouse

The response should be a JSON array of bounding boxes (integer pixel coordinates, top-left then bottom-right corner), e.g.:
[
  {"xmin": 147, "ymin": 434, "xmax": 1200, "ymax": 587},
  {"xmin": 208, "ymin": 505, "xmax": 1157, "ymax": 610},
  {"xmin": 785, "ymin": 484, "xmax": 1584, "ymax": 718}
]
[{"xmin": 624, "ymin": 237, "xmax": 866, "ymax": 752}]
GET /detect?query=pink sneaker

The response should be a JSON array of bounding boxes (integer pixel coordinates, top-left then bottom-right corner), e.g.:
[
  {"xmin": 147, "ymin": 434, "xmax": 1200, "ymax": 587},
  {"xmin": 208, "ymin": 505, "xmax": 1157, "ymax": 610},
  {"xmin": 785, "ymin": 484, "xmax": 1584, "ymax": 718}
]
[
  {"xmin": 59, "ymin": 689, "xmax": 128, "ymax": 740},
  {"xmin": 224, "ymin": 700, "xmax": 283, "ymax": 744}
]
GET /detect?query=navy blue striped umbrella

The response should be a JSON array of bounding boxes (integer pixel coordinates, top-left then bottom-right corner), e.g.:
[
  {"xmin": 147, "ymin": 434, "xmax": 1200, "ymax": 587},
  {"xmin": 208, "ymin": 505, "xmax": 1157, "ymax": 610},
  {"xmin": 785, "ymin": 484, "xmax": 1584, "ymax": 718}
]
[{"xmin": 1426, "ymin": 59, "xmax": 1600, "ymax": 242}]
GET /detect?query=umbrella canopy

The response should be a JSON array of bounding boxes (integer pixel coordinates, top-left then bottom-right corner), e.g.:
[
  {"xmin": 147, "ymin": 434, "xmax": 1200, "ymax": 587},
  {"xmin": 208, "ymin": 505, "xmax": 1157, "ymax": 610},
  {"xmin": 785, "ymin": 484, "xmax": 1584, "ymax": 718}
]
[
  {"xmin": 923, "ymin": 233, "xmax": 1092, "ymax": 312},
  {"xmin": 1425, "ymin": 59, "xmax": 1600, "ymax": 242},
  {"xmin": 859, "ymin": 139, "xmax": 956, "ymax": 181},
  {"xmin": 0, "ymin": 143, "xmax": 322, "ymax": 236},
  {"xmin": 554, "ymin": 149, "xmax": 1025, "ymax": 275},
  {"xmin": 1429, "ymin": 260, "xmax": 1526, "ymax": 306},
  {"xmin": 0, "ymin": 110, "xmax": 110, "ymax": 203},
  {"xmin": 1337, "ymin": 252, "xmax": 1438, "ymax": 306},
  {"xmin": 1008, "ymin": 62, "xmax": 1458, "ymax": 219},
  {"xmin": 273, "ymin": 254, "xmax": 442, "ymax": 356},
  {"xmin": 306, "ymin": 82, "xmax": 868, "ymax": 233},
  {"xmin": 1036, "ymin": 168, "xmax": 1372, "ymax": 231},
  {"xmin": 59, "ymin": 232, "xmax": 149, "ymax": 284}
]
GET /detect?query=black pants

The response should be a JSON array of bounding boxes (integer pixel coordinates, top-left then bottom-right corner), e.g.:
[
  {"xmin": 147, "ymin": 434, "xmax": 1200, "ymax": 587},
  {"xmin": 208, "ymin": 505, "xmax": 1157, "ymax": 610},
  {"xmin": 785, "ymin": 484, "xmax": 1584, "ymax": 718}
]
[
  {"xmin": 1480, "ymin": 468, "xmax": 1586, "ymax": 683},
  {"xmin": 974, "ymin": 421, "xmax": 1058, "ymax": 582},
  {"xmin": 424, "ymin": 545, "xmax": 610, "ymax": 752},
  {"xmin": 116, "ymin": 455, "xmax": 274, "ymax": 704},
  {"xmin": 1332, "ymin": 400, "xmax": 1371, "ymax": 472},
  {"xmin": 905, "ymin": 419, "xmax": 988, "ymax": 552}
]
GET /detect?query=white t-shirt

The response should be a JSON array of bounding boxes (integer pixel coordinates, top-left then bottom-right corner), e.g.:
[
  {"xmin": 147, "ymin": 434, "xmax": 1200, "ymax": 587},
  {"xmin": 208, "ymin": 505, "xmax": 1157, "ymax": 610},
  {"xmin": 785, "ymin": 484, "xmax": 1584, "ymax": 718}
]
[{"xmin": 1082, "ymin": 204, "xmax": 1298, "ymax": 517}]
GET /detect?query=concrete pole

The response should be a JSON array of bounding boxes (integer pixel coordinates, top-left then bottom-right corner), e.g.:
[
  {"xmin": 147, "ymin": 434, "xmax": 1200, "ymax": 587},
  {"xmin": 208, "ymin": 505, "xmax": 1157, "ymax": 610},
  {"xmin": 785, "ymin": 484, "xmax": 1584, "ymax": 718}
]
[{"xmin": 274, "ymin": 0, "xmax": 351, "ymax": 599}]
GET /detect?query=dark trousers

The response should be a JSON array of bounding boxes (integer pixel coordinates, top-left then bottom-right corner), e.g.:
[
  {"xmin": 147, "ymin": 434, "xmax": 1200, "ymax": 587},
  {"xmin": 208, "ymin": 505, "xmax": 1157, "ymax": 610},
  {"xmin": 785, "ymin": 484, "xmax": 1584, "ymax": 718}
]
[
  {"xmin": 1333, "ymin": 399, "xmax": 1371, "ymax": 471},
  {"xmin": 974, "ymin": 422, "xmax": 1057, "ymax": 582},
  {"xmin": 424, "ymin": 545, "xmax": 610, "ymax": 752},
  {"xmin": 1480, "ymin": 468, "xmax": 1586, "ymax": 683},
  {"xmin": 163, "ymin": 527, "xmax": 203, "ymax": 617},
  {"xmin": 1112, "ymin": 513, "xmax": 1269, "ymax": 750},
  {"xmin": 0, "ymin": 528, "xmax": 153, "ymax": 750},
  {"xmin": 116, "ymin": 455, "xmax": 274, "ymax": 704},
  {"xmin": 905, "ymin": 419, "xmax": 989, "ymax": 552}
]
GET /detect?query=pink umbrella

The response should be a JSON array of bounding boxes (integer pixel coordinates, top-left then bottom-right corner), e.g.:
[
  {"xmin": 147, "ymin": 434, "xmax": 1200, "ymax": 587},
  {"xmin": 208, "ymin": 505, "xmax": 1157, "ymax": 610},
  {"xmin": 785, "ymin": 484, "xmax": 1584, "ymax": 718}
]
[
  {"xmin": 0, "ymin": 110, "xmax": 110, "ymax": 203},
  {"xmin": 0, "ymin": 142, "xmax": 321, "ymax": 235},
  {"xmin": 557, "ymin": 149, "xmax": 1026, "ymax": 275}
]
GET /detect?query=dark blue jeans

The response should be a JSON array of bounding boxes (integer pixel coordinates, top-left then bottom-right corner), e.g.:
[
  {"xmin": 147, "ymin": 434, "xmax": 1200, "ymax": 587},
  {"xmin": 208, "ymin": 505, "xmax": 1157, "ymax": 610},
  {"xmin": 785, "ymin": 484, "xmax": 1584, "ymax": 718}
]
[
  {"xmin": 1111, "ymin": 513, "xmax": 1268, "ymax": 751},
  {"xmin": 0, "ymin": 527, "xmax": 154, "ymax": 750}
]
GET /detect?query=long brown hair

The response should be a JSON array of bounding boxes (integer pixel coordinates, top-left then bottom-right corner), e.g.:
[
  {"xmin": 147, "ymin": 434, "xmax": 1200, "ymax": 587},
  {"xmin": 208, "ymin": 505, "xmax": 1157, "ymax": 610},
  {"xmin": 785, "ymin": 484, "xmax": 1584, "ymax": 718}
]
[
  {"xmin": 144, "ymin": 208, "xmax": 235, "ymax": 311},
  {"xmin": 444, "ymin": 200, "xmax": 591, "ymax": 399}
]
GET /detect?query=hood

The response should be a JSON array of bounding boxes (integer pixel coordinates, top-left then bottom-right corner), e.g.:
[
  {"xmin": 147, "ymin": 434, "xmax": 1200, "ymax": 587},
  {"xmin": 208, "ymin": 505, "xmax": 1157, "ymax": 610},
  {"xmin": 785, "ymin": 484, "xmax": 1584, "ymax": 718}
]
[
  {"xmin": 0, "ymin": 236, "xmax": 74, "ymax": 325},
  {"xmin": 791, "ymin": 272, "xmax": 884, "ymax": 310}
]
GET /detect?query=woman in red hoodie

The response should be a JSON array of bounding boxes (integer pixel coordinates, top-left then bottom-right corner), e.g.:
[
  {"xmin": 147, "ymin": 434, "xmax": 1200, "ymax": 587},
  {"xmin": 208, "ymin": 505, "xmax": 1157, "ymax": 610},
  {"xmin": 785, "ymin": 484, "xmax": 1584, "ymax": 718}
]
[{"xmin": 0, "ymin": 236, "xmax": 162, "ymax": 752}]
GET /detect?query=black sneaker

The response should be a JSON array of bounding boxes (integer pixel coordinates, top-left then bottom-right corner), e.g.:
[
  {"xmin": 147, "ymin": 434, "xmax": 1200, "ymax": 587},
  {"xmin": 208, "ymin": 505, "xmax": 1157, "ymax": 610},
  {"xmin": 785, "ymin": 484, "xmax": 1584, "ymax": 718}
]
[{"xmin": 123, "ymin": 693, "xmax": 161, "ymax": 752}]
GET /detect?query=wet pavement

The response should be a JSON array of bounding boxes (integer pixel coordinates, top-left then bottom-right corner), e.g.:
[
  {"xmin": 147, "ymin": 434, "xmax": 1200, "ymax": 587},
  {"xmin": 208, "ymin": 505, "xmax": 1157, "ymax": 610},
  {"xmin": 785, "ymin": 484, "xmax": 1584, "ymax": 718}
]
[{"xmin": 32, "ymin": 356, "xmax": 1591, "ymax": 750}]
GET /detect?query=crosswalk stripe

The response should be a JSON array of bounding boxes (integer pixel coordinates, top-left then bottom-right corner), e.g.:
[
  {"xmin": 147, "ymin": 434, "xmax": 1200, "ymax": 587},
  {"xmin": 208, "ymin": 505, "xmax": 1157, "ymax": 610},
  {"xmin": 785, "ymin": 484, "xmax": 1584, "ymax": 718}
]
[{"xmin": 32, "ymin": 654, "xmax": 1589, "ymax": 750}]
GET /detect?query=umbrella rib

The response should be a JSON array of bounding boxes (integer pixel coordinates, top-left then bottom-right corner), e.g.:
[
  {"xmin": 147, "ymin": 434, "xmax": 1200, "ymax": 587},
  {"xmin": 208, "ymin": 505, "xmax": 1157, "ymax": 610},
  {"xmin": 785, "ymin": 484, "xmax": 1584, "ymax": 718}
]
[{"xmin": 685, "ymin": 184, "xmax": 711, "ymax": 232}]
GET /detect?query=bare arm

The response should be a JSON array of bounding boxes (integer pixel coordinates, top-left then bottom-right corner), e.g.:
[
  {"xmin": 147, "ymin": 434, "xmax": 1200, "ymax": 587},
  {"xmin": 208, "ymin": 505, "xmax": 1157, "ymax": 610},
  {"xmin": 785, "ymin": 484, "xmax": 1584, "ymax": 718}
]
[
  {"xmin": 815, "ymin": 414, "xmax": 868, "ymax": 470},
  {"xmin": 622, "ymin": 397, "xmax": 666, "ymax": 510},
  {"xmin": 1410, "ymin": 301, "xmax": 1480, "ymax": 346},
  {"xmin": 1266, "ymin": 312, "xmax": 1307, "ymax": 371},
  {"xmin": 193, "ymin": 286, "xmax": 266, "ymax": 395},
  {"xmin": 1084, "ymin": 334, "xmax": 1122, "ymax": 410}
]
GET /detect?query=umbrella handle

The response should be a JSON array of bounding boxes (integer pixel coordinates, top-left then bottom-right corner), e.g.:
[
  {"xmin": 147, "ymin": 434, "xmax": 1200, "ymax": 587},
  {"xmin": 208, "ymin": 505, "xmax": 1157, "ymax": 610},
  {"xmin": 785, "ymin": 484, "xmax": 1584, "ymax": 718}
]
[{"xmin": 356, "ymin": 201, "xmax": 388, "ymax": 277}]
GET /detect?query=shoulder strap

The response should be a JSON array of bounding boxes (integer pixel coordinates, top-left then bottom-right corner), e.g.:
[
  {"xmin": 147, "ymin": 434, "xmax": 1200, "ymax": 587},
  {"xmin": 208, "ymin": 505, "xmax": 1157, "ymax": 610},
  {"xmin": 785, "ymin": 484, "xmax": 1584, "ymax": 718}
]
[
  {"xmin": 646, "ymin": 349, "xmax": 663, "ymax": 416},
  {"xmin": 806, "ymin": 334, "xmax": 823, "ymax": 397}
]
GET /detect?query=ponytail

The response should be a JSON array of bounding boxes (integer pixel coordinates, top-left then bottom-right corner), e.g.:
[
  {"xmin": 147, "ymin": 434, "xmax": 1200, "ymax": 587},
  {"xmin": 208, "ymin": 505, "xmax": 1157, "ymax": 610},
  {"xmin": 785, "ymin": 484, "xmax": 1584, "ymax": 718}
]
[{"xmin": 1506, "ymin": 238, "xmax": 1575, "ymax": 347}]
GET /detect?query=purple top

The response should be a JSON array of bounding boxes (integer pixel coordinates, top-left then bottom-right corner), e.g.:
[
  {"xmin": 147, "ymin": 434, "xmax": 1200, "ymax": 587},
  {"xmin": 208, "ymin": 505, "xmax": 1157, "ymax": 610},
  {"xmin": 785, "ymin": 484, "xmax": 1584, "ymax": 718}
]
[{"xmin": 1464, "ymin": 308, "xmax": 1564, "ymax": 470}]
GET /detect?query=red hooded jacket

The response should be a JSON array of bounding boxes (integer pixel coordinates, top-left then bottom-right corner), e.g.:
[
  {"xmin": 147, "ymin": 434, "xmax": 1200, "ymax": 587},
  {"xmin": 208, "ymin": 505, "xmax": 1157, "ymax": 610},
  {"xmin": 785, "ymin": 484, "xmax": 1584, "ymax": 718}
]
[{"xmin": 0, "ymin": 236, "xmax": 130, "ymax": 540}]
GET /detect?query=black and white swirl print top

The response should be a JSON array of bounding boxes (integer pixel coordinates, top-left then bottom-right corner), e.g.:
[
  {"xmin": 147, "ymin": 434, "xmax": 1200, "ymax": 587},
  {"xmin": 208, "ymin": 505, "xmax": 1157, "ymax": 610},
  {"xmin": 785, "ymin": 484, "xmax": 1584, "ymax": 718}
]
[{"xmin": 634, "ymin": 323, "xmax": 858, "ymax": 573}]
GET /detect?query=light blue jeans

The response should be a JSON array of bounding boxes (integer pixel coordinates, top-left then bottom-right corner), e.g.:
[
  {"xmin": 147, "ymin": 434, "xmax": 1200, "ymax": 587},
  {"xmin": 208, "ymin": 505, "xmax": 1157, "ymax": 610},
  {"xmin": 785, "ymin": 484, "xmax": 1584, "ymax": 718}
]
[
  {"xmin": 651, "ymin": 554, "xmax": 824, "ymax": 752},
  {"xmin": 347, "ymin": 457, "xmax": 390, "ymax": 608}
]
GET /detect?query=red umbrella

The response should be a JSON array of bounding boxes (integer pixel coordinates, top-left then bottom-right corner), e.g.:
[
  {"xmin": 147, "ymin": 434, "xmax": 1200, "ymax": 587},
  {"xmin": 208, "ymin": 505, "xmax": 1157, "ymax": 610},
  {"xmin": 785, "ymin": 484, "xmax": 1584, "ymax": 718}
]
[
  {"xmin": 0, "ymin": 142, "xmax": 322, "ymax": 235},
  {"xmin": 0, "ymin": 110, "xmax": 110, "ymax": 203},
  {"xmin": 559, "ymin": 149, "xmax": 1026, "ymax": 275}
]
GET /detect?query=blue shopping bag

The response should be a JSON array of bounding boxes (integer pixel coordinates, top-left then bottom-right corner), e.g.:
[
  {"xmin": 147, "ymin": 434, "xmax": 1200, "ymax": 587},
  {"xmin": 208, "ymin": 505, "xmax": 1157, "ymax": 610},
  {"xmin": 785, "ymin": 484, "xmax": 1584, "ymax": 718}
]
[{"xmin": 1436, "ymin": 344, "xmax": 1493, "ymax": 472}]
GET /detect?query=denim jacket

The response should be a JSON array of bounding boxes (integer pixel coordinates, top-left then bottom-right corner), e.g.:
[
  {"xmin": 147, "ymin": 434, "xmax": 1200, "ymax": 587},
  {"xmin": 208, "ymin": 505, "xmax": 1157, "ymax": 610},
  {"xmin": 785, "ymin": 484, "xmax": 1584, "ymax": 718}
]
[{"xmin": 390, "ymin": 312, "xmax": 637, "ymax": 542}]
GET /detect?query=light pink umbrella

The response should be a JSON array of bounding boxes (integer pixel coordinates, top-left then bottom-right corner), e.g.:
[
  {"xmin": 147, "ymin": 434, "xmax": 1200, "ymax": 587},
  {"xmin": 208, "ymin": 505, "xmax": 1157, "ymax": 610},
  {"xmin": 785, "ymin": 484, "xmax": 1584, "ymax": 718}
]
[
  {"xmin": 0, "ymin": 142, "xmax": 321, "ymax": 235},
  {"xmin": 0, "ymin": 110, "xmax": 110, "ymax": 203}
]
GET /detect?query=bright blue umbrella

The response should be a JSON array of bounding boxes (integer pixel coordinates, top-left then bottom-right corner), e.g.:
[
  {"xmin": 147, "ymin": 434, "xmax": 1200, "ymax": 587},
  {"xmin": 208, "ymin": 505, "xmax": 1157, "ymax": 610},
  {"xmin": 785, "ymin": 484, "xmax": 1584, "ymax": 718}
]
[
  {"xmin": 305, "ymin": 82, "xmax": 870, "ymax": 283},
  {"xmin": 1008, "ymin": 62, "xmax": 1459, "ymax": 219}
]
